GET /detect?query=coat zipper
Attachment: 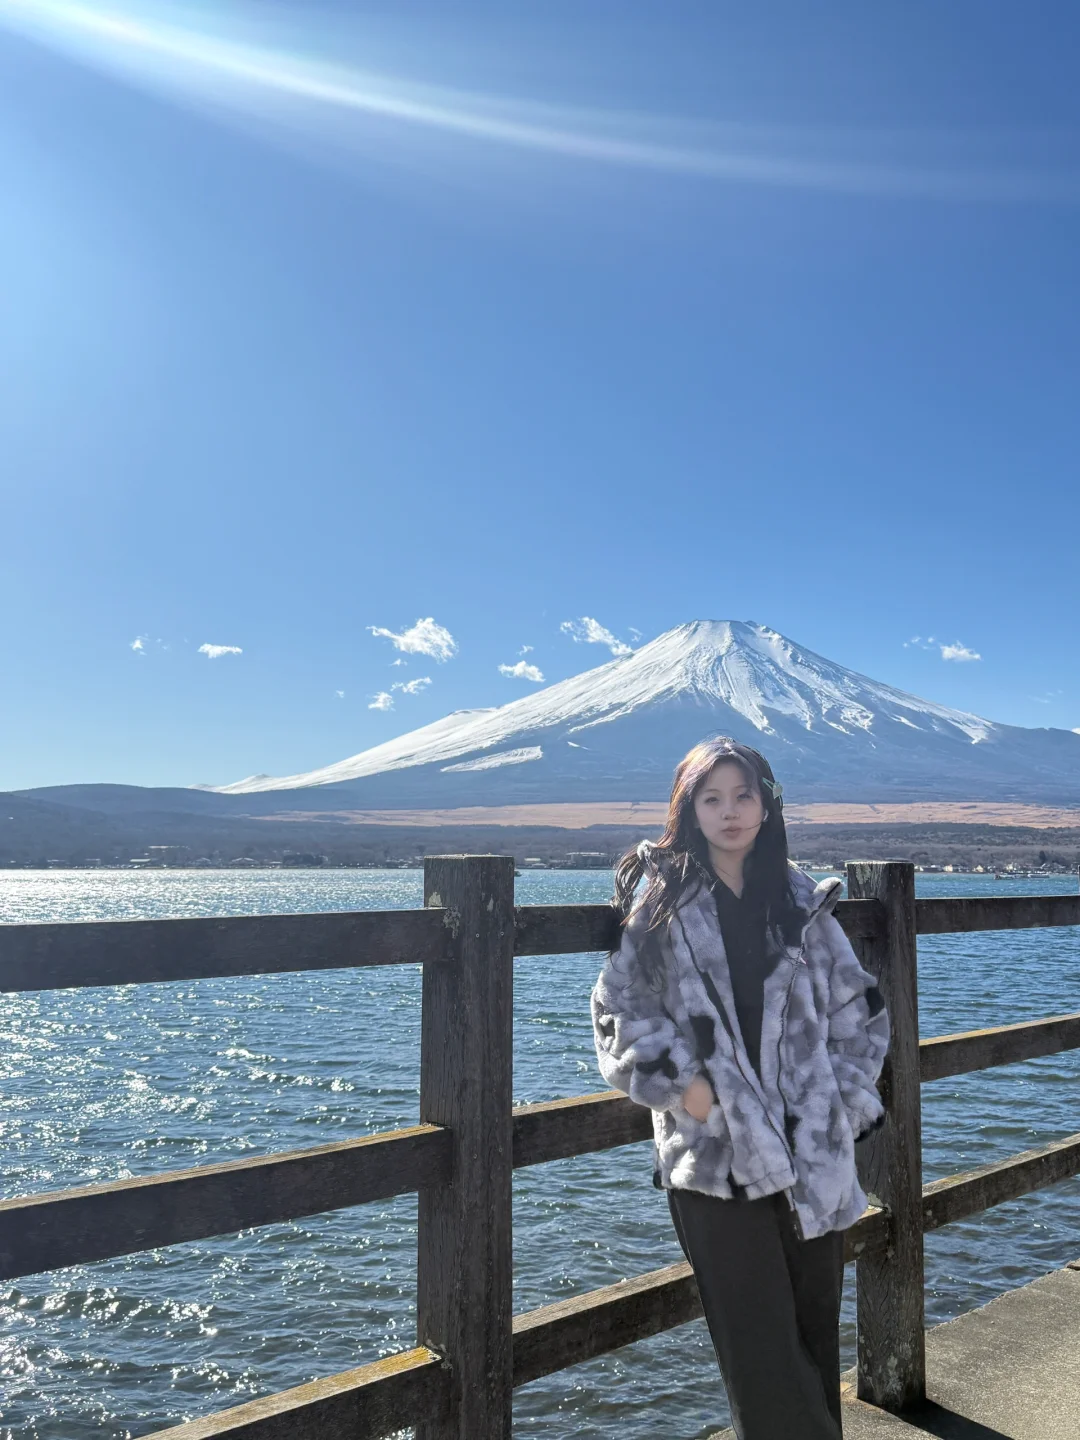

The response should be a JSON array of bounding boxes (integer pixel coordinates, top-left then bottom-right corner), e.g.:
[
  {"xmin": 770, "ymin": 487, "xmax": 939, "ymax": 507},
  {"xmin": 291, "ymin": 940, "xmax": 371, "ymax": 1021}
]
[{"xmin": 774, "ymin": 957, "xmax": 805, "ymax": 1239}]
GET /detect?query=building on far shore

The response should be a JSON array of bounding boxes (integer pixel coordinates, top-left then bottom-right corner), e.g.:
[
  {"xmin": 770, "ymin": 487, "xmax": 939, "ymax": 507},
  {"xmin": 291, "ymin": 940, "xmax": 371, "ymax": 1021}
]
[{"xmin": 559, "ymin": 852, "xmax": 611, "ymax": 869}]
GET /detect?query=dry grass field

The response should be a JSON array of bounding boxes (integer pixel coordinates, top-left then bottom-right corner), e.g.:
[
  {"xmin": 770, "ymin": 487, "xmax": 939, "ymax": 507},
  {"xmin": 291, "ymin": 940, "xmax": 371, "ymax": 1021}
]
[{"xmin": 266, "ymin": 801, "xmax": 1080, "ymax": 830}]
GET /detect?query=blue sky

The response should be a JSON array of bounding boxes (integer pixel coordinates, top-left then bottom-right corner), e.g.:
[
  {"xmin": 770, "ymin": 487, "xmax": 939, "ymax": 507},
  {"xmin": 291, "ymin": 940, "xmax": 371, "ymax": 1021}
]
[{"xmin": 3, "ymin": 1, "xmax": 1079, "ymax": 790}]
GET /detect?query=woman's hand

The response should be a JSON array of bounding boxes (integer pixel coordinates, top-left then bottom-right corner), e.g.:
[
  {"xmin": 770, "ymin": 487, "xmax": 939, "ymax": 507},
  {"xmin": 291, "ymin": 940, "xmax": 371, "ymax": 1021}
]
[{"xmin": 680, "ymin": 1074, "xmax": 715, "ymax": 1121}]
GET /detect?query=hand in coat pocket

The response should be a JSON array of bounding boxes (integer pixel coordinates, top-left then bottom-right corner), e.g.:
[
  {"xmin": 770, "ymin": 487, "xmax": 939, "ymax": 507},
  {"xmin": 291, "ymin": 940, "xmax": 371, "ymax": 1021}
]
[{"xmin": 680, "ymin": 1074, "xmax": 715, "ymax": 1121}]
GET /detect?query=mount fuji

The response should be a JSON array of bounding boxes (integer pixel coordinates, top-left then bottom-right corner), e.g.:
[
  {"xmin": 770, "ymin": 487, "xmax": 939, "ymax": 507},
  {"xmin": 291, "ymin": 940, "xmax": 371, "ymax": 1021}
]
[{"xmin": 199, "ymin": 620, "xmax": 1080, "ymax": 811}]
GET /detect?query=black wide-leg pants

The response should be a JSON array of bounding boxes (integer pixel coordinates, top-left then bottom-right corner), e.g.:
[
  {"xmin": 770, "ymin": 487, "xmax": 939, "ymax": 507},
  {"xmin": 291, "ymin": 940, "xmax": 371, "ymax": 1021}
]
[{"xmin": 667, "ymin": 1185, "xmax": 846, "ymax": 1440}]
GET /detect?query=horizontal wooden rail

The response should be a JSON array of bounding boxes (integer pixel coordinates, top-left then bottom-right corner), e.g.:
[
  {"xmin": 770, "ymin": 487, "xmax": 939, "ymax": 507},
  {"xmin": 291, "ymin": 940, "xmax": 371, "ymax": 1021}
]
[
  {"xmin": 512, "ymin": 1260, "xmax": 701, "ymax": 1389},
  {"xmin": 921, "ymin": 1131, "xmax": 1080, "ymax": 1232},
  {"xmin": 512, "ymin": 893, "xmax": 1080, "ymax": 955},
  {"xmin": 916, "ymin": 894, "xmax": 1080, "ymax": 935},
  {"xmin": 147, "ymin": 1346, "xmax": 450, "ymax": 1439},
  {"xmin": 0, "ymin": 1125, "xmax": 451, "ymax": 1280},
  {"xmin": 5, "ymin": 891, "xmax": 1078, "ymax": 996},
  {"xmin": 0, "ymin": 908, "xmax": 452, "ymax": 992},
  {"xmin": 514, "ymin": 903, "xmax": 620, "ymax": 956},
  {"xmin": 511, "ymin": 1204, "xmax": 888, "ymax": 1389},
  {"xmin": 921, "ymin": 1011, "xmax": 1080, "ymax": 1082},
  {"xmin": 513, "ymin": 898, "xmax": 886, "ymax": 957},
  {"xmin": 512, "ymin": 1091, "xmax": 651, "ymax": 1166}
]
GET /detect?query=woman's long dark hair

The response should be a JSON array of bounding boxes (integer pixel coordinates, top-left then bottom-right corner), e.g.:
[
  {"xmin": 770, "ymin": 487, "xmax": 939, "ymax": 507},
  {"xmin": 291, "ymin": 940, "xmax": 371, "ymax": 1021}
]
[{"xmin": 612, "ymin": 736, "xmax": 805, "ymax": 985}]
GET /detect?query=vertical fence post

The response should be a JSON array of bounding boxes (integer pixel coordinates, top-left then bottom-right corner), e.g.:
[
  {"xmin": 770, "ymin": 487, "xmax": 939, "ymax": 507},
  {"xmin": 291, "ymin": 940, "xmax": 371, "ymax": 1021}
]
[
  {"xmin": 846, "ymin": 859, "xmax": 925, "ymax": 1412},
  {"xmin": 416, "ymin": 855, "xmax": 516, "ymax": 1440}
]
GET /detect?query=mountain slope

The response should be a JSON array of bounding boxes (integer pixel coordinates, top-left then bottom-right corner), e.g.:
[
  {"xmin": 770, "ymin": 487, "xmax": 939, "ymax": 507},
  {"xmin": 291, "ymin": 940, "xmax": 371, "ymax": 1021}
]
[{"xmin": 209, "ymin": 621, "xmax": 1080, "ymax": 808}]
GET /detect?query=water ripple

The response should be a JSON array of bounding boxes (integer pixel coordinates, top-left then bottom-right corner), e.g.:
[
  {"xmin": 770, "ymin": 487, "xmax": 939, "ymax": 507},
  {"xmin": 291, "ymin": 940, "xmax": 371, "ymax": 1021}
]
[{"xmin": 0, "ymin": 869, "xmax": 1077, "ymax": 1438}]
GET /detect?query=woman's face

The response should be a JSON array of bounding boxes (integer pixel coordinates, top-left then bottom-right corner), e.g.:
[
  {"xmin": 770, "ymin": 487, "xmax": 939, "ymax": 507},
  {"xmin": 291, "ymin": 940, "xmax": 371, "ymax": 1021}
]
[{"xmin": 693, "ymin": 761, "xmax": 766, "ymax": 857}]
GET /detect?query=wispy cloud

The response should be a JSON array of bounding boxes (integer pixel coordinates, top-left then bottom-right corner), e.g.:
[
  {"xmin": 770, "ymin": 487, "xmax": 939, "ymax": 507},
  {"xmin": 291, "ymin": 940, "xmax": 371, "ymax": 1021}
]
[
  {"xmin": 940, "ymin": 642, "xmax": 981, "ymax": 663},
  {"xmin": 368, "ymin": 691, "xmax": 394, "ymax": 711},
  {"xmin": 130, "ymin": 635, "xmax": 148, "ymax": 653},
  {"xmin": 198, "ymin": 643, "xmax": 243, "ymax": 659},
  {"xmin": 905, "ymin": 635, "xmax": 981, "ymax": 663},
  {"xmin": 518, "ymin": 645, "xmax": 533, "ymax": 655},
  {"xmin": 3, "ymin": 3, "xmax": 1078, "ymax": 205},
  {"xmin": 560, "ymin": 617, "xmax": 634, "ymax": 658},
  {"xmin": 335, "ymin": 689, "xmax": 345, "ymax": 699},
  {"xmin": 369, "ymin": 617, "xmax": 457, "ymax": 662},
  {"xmin": 499, "ymin": 660, "xmax": 545, "ymax": 683},
  {"xmin": 392, "ymin": 676, "xmax": 432, "ymax": 695}
]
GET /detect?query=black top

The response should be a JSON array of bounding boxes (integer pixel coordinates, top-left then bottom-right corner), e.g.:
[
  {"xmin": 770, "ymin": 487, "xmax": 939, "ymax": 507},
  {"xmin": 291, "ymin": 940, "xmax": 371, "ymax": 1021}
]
[{"xmin": 711, "ymin": 878, "xmax": 780, "ymax": 1082}]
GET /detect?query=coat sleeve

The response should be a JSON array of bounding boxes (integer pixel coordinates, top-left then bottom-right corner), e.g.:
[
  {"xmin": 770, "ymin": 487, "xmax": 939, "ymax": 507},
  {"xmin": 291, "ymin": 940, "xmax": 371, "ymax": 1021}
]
[
  {"xmin": 590, "ymin": 915, "xmax": 701, "ymax": 1112},
  {"xmin": 817, "ymin": 911, "xmax": 891, "ymax": 1140}
]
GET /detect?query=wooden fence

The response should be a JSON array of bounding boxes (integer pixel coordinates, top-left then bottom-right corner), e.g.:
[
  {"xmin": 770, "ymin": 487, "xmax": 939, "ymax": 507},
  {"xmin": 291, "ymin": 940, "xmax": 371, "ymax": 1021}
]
[{"xmin": 1, "ymin": 857, "xmax": 1079, "ymax": 1436}]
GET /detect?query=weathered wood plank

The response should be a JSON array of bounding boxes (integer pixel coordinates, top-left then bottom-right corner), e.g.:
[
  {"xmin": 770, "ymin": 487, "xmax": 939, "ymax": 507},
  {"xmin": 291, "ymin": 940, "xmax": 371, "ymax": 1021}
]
[
  {"xmin": 511, "ymin": 897, "xmax": 883, "ymax": 958},
  {"xmin": 0, "ymin": 1125, "xmax": 451, "ymax": 1280},
  {"xmin": 513, "ymin": 904, "xmax": 619, "ymax": 957},
  {"xmin": 512, "ymin": 1091, "xmax": 652, "ymax": 1167},
  {"xmin": 145, "ymin": 1346, "xmax": 449, "ymax": 1438},
  {"xmin": 418, "ymin": 856, "xmax": 515, "ymax": 1440},
  {"xmin": 0, "ymin": 908, "xmax": 451, "ymax": 992},
  {"xmin": 0, "ymin": 896, "xmax": 887, "ymax": 991},
  {"xmin": 921, "ymin": 1012, "xmax": 1080, "ymax": 1082},
  {"xmin": 835, "ymin": 898, "xmax": 888, "ymax": 941},
  {"xmin": 848, "ymin": 860, "xmax": 926, "ymax": 1411},
  {"xmin": 916, "ymin": 894, "xmax": 1080, "ymax": 935},
  {"xmin": 511, "ymin": 1207, "xmax": 888, "ymax": 1388},
  {"xmin": 921, "ymin": 1132, "xmax": 1080, "ymax": 1232},
  {"xmin": 512, "ymin": 1262, "xmax": 701, "ymax": 1388}
]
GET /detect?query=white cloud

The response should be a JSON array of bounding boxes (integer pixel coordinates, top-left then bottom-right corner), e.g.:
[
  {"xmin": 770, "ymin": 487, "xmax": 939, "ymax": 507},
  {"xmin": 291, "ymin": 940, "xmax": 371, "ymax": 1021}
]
[
  {"xmin": 198, "ymin": 643, "xmax": 243, "ymax": 659},
  {"xmin": 392, "ymin": 676, "xmax": 432, "ymax": 695},
  {"xmin": 390, "ymin": 658, "xmax": 407, "ymax": 667},
  {"xmin": 369, "ymin": 617, "xmax": 457, "ymax": 662},
  {"xmin": 518, "ymin": 644, "xmax": 533, "ymax": 655},
  {"xmin": 130, "ymin": 635, "xmax": 148, "ymax": 653},
  {"xmin": 940, "ymin": 642, "xmax": 981, "ymax": 663},
  {"xmin": 499, "ymin": 660, "xmax": 545, "ymax": 683},
  {"xmin": 905, "ymin": 634, "xmax": 979, "ymax": 662},
  {"xmin": 1073, "ymin": 728, "xmax": 1080, "ymax": 736},
  {"xmin": 368, "ymin": 691, "xmax": 394, "ymax": 710},
  {"xmin": 335, "ymin": 690, "xmax": 345, "ymax": 699},
  {"xmin": 628, "ymin": 627, "xmax": 644, "ymax": 641},
  {"xmin": 560, "ymin": 616, "xmax": 633, "ymax": 657}
]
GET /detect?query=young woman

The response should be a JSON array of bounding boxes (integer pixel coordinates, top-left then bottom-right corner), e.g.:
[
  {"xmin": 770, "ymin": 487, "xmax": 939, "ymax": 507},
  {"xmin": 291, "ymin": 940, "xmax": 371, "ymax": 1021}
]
[{"xmin": 591, "ymin": 736, "xmax": 890, "ymax": 1440}]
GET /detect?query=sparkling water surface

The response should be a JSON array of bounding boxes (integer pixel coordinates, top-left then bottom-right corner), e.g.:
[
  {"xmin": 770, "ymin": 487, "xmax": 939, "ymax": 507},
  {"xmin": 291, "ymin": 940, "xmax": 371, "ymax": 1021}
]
[{"xmin": 1, "ymin": 869, "xmax": 1078, "ymax": 1439}]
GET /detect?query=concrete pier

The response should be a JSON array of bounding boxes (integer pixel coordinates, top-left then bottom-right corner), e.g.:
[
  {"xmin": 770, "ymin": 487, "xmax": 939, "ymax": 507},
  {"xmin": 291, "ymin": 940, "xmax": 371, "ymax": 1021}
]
[{"xmin": 709, "ymin": 1259, "xmax": 1080, "ymax": 1439}]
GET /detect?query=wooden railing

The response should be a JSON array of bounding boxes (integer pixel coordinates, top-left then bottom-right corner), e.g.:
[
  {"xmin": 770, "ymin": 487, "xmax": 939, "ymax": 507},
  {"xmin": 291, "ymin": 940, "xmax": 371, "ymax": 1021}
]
[{"xmin": 1, "ymin": 858, "xmax": 1079, "ymax": 1436}]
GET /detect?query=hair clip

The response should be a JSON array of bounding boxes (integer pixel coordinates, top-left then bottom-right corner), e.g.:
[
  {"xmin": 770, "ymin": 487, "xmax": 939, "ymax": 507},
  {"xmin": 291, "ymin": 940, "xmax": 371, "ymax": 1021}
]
[{"xmin": 760, "ymin": 777, "xmax": 784, "ymax": 806}]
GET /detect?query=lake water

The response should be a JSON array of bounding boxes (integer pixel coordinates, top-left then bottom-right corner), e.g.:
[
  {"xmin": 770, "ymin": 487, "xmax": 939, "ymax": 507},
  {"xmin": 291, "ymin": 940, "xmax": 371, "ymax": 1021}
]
[{"xmin": 1, "ymin": 868, "xmax": 1078, "ymax": 1439}]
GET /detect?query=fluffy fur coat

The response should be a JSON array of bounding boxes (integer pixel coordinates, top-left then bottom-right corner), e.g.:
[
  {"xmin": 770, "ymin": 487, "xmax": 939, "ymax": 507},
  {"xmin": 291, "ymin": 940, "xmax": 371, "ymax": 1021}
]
[{"xmin": 590, "ymin": 860, "xmax": 890, "ymax": 1240}]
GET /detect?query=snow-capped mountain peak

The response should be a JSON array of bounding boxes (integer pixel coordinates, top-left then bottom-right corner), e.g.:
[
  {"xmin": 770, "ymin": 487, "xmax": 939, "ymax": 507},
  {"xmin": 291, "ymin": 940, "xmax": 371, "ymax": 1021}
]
[{"xmin": 215, "ymin": 620, "xmax": 1075, "ymax": 806}]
